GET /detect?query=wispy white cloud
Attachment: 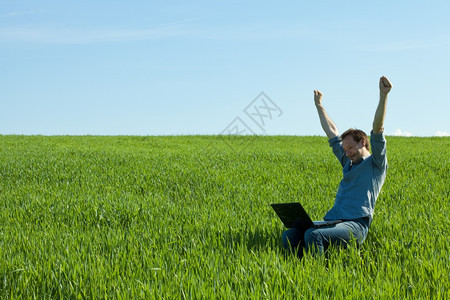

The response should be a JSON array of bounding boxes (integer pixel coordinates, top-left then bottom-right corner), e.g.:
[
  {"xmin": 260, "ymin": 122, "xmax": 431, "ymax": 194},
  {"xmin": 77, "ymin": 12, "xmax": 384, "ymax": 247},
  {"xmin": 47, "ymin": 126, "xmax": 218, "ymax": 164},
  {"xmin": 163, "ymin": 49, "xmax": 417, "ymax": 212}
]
[
  {"xmin": 0, "ymin": 26, "xmax": 189, "ymax": 44},
  {"xmin": 393, "ymin": 129, "xmax": 413, "ymax": 137},
  {"xmin": 0, "ymin": 19, "xmax": 313, "ymax": 44},
  {"xmin": 0, "ymin": 18, "xmax": 202, "ymax": 44},
  {"xmin": 435, "ymin": 130, "xmax": 450, "ymax": 137},
  {"xmin": 2, "ymin": 10, "xmax": 44, "ymax": 18},
  {"xmin": 392, "ymin": 129, "xmax": 450, "ymax": 137}
]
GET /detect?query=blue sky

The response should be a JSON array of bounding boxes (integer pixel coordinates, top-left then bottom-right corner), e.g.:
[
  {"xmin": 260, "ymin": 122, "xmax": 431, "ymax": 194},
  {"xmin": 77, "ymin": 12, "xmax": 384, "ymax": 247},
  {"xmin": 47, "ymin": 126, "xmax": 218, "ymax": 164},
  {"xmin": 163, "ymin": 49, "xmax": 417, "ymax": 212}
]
[{"xmin": 1, "ymin": 0, "xmax": 449, "ymax": 136}]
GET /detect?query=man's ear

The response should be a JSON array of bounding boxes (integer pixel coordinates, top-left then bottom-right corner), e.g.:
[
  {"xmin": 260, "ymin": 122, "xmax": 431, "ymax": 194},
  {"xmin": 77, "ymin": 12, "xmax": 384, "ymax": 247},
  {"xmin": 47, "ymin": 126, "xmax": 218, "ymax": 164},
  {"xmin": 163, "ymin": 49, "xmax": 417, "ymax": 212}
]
[{"xmin": 359, "ymin": 139, "xmax": 366, "ymax": 149}]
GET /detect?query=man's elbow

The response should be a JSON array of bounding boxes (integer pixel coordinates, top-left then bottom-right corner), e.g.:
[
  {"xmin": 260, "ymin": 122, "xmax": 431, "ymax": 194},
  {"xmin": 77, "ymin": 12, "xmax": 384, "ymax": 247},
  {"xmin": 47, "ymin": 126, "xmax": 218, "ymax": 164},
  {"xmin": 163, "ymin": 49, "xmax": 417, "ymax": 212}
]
[{"xmin": 372, "ymin": 126, "xmax": 384, "ymax": 134}]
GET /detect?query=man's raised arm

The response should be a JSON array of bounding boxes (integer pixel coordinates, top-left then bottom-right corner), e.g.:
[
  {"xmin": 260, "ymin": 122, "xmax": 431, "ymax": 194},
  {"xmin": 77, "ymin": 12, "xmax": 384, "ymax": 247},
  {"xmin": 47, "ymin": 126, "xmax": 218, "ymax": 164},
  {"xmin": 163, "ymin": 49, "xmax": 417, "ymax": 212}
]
[
  {"xmin": 373, "ymin": 76, "xmax": 393, "ymax": 134},
  {"xmin": 314, "ymin": 90, "xmax": 339, "ymax": 139}
]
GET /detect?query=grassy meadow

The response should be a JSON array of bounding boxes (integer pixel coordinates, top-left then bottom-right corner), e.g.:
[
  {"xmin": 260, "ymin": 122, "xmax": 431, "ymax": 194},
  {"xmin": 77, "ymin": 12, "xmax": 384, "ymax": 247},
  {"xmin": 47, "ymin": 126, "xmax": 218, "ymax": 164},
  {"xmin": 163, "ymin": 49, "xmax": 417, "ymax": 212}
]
[{"xmin": 0, "ymin": 135, "xmax": 449, "ymax": 299}]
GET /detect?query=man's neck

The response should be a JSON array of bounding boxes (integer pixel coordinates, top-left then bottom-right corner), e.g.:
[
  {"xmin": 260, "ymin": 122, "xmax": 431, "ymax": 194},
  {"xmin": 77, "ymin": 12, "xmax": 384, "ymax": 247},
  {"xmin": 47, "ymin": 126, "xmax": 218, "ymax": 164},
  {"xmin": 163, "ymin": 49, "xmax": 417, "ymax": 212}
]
[{"xmin": 351, "ymin": 158, "xmax": 364, "ymax": 165}]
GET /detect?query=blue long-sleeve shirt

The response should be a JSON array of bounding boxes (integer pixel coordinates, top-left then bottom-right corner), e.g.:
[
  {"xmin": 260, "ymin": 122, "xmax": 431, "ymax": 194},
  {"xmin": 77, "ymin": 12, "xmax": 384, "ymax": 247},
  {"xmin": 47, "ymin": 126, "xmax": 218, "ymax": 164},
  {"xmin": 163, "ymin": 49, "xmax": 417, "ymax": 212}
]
[{"xmin": 324, "ymin": 131, "xmax": 387, "ymax": 222}]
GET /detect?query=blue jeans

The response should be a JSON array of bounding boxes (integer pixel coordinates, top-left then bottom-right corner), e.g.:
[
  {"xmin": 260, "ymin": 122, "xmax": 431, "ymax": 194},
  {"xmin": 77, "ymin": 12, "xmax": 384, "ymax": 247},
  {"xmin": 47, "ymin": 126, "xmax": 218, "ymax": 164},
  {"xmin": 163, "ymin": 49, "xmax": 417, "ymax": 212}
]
[{"xmin": 282, "ymin": 218, "xmax": 369, "ymax": 256}]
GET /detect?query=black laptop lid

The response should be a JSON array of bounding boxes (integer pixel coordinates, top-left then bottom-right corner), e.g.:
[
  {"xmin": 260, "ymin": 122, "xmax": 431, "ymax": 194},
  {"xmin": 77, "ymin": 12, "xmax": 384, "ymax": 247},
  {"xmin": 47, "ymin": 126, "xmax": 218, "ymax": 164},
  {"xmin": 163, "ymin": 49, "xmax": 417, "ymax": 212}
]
[{"xmin": 270, "ymin": 202, "xmax": 314, "ymax": 230}]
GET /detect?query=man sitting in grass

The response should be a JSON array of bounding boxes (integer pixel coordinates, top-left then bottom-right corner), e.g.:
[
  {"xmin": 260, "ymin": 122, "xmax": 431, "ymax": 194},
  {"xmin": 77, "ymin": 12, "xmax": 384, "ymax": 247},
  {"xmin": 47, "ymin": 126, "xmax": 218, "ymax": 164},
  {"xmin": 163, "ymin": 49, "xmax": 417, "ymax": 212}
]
[{"xmin": 282, "ymin": 76, "xmax": 393, "ymax": 256}]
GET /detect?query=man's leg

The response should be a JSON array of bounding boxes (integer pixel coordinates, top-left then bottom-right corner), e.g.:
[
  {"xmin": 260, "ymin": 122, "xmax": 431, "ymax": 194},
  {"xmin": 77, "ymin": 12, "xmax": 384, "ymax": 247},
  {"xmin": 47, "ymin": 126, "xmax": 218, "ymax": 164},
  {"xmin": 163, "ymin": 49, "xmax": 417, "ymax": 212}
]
[
  {"xmin": 282, "ymin": 228, "xmax": 304, "ymax": 255},
  {"xmin": 303, "ymin": 220, "xmax": 368, "ymax": 255}
]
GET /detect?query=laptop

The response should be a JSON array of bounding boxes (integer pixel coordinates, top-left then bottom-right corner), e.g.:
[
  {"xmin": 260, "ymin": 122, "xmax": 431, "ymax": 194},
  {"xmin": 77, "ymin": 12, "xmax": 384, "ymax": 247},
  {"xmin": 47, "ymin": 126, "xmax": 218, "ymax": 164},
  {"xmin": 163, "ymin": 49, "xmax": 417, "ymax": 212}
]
[{"xmin": 271, "ymin": 202, "xmax": 342, "ymax": 231}]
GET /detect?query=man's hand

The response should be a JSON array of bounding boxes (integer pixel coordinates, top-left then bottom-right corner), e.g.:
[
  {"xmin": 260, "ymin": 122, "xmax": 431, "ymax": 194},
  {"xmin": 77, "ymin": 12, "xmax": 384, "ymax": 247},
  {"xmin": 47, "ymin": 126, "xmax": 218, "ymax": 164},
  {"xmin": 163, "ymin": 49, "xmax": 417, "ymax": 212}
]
[
  {"xmin": 314, "ymin": 90, "xmax": 323, "ymax": 106},
  {"xmin": 379, "ymin": 76, "xmax": 392, "ymax": 95}
]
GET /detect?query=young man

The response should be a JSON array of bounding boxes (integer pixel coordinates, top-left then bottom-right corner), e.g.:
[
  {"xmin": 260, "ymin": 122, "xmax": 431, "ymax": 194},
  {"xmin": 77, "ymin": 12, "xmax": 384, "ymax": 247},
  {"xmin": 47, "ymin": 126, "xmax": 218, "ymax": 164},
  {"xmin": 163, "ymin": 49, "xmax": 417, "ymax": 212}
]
[{"xmin": 282, "ymin": 76, "xmax": 393, "ymax": 256}]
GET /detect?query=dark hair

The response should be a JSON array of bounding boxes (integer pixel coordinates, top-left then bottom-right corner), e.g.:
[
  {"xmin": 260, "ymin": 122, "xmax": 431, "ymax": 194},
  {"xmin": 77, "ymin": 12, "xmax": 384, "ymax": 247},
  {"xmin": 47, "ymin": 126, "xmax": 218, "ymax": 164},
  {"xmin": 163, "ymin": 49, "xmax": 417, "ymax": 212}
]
[{"xmin": 341, "ymin": 129, "xmax": 370, "ymax": 151}]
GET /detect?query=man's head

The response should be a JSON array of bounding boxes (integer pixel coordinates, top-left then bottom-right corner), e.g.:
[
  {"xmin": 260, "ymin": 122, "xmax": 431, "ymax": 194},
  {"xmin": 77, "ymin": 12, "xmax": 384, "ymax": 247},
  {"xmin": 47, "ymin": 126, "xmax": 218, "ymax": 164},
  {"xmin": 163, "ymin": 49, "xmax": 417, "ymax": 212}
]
[{"xmin": 340, "ymin": 129, "xmax": 370, "ymax": 163}]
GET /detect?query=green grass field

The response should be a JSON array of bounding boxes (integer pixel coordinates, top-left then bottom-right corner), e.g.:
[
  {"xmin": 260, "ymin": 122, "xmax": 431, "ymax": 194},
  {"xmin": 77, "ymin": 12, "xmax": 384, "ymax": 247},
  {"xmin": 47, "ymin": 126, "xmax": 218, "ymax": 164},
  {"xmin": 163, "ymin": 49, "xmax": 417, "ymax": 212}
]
[{"xmin": 0, "ymin": 135, "xmax": 448, "ymax": 299}]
